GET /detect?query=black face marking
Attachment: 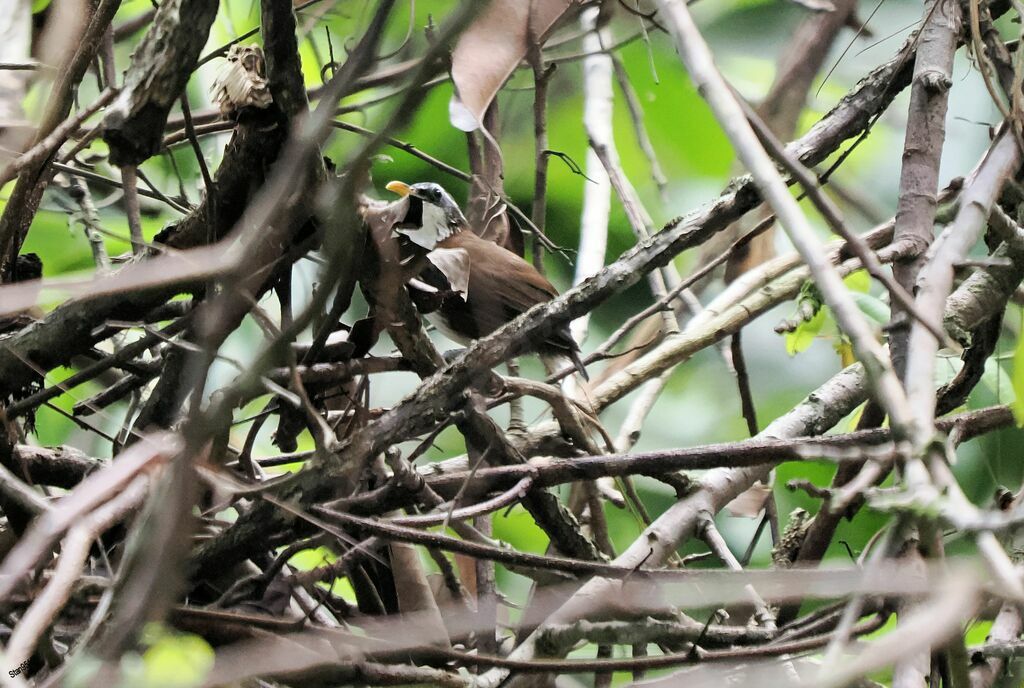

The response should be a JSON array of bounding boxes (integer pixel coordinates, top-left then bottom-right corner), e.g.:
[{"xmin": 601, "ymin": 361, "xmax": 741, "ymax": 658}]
[
  {"xmin": 396, "ymin": 182, "xmax": 468, "ymax": 241},
  {"xmin": 396, "ymin": 195, "xmax": 423, "ymax": 228}
]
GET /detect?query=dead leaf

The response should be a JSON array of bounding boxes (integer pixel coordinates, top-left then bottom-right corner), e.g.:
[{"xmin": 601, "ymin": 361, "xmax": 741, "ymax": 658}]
[
  {"xmin": 359, "ymin": 194, "xmax": 410, "ymax": 242},
  {"xmin": 466, "ymin": 175, "xmax": 511, "ymax": 244},
  {"xmin": 352, "ymin": 195, "xmax": 408, "ymax": 354},
  {"xmin": 449, "ymin": 0, "xmax": 577, "ymax": 131},
  {"xmin": 464, "ymin": 105, "xmax": 516, "ymax": 251},
  {"xmin": 788, "ymin": 0, "xmax": 835, "ymax": 10},
  {"xmin": 726, "ymin": 482, "xmax": 773, "ymax": 518},
  {"xmin": 426, "ymin": 247, "xmax": 471, "ymax": 300},
  {"xmin": 389, "ymin": 543, "xmax": 452, "ymax": 647}
]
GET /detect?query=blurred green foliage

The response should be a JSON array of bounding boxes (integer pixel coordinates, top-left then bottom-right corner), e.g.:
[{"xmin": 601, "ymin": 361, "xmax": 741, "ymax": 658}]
[{"xmin": 127, "ymin": 625, "xmax": 214, "ymax": 688}]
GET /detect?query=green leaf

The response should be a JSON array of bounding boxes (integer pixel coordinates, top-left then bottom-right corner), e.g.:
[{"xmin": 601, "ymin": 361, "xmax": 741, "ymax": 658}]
[
  {"xmin": 977, "ymin": 355, "xmax": 1015, "ymax": 405},
  {"xmin": 965, "ymin": 620, "xmax": 993, "ymax": 646},
  {"xmin": 1011, "ymin": 324, "xmax": 1024, "ymax": 425},
  {"xmin": 851, "ymin": 292, "xmax": 891, "ymax": 325},
  {"xmin": 843, "ymin": 269, "xmax": 871, "ymax": 293},
  {"xmin": 288, "ymin": 545, "xmax": 336, "ymax": 570},
  {"xmin": 785, "ymin": 308, "xmax": 826, "ymax": 356},
  {"xmin": 833, "ymin": 336, "xmax": 855, "ymax": 368},
  {"xmin": 492, "ymin": 504, "xmax": 549, "ymax": 554},
  {"xmin": 136, "ymin": 630, "xmax": 214, "ymax": 688}
]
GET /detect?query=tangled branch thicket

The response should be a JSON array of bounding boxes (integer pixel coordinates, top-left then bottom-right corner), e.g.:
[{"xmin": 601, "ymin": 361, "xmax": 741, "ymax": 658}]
[{"xmin": 2, "ymin": 0, "xmax": 1024, "ymax": 685}]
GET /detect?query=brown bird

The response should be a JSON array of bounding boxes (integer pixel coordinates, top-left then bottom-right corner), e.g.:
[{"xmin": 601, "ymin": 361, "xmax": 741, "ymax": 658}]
[{"xmin": 385, "ymin": 180, "xmax": 588, "ymax": 380}]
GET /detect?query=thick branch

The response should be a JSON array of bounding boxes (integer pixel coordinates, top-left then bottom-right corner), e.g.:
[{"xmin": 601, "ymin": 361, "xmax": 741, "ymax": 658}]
[
  {"xmin": 890, "ymin": 0, "xmax": 962, "ymax": 379},
  {"xmin": 101, "ymin": 0, "xmax": 220, "ymax": 165}
]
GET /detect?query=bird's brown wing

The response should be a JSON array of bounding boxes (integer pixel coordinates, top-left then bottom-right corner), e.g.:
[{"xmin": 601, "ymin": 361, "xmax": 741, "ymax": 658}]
[
  {"xmin": 414, "ymin": 232, "xmax": 587, "ymax": 377},
  {"xmin": 448, "ymin": 233, "xmax": 556, "ymax": 337},
  {"xmin": 456, "ymin": 235, "xmax": 581, "ymax": 352}
]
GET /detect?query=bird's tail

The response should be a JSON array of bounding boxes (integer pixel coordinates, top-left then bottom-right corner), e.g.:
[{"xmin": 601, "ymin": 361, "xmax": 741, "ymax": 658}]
[
  {"xmin": 567, "ymin": 347, "xmax": 590, "ymax": 381},
  {"xmin": 543, "ymin": 349, "xmax": 590, "ymax": 382},
  {"xmin": 545, "ymin": 326, "xmax": 590, "ymax": 381}
]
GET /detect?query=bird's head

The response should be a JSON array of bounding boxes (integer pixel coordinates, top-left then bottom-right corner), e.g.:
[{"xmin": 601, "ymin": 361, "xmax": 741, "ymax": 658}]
[{"xmin": 385, "ymin": 180, "xmax": 467, "ymax": 249}]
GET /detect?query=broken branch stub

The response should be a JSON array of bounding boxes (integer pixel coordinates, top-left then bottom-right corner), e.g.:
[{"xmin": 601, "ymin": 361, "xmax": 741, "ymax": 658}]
[{"xmin": 211, "ymin": 45, "xmax": 274, "ymax": 119}]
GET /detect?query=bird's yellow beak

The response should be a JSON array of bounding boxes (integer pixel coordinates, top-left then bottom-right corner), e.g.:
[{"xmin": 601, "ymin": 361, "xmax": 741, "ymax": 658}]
[{"xmin": 385, "ymin": 180, "xmax": 411, "ymax": 197}]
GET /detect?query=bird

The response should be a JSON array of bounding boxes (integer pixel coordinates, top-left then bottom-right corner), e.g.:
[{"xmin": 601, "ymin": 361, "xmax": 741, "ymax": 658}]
[{"xmin": 384, "ymin": 180, "xmax": 588, "ymax": 380}]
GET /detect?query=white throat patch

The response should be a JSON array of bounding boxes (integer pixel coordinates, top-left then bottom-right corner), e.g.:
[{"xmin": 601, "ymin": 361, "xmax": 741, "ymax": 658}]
[{"xmin": 396, "ymin": 201, "xmax": 453, "ymax": 249}]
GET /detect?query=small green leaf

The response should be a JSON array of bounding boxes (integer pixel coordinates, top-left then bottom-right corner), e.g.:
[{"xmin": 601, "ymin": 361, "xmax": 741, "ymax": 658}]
[
  {"xmin": 288, "ymin": 545, "xmax": 336, "ymax": 570},
  {"xmin": 1011, "ymin": 324, "xmax": 1024, "ymax": 425},
  {"xmin": 851, "ymin": 292, "xmax": 891, "ymax": 324},
  {"xmin": 785, "ymin": 308, "xmax": 826, "ymax": 356},
  {"xmin": 965, "ymin": 620, "xmax": 993, "ymax": 646},
  {"xmin": 492, "ymin": 504, "xmax": 549, "ymax": 554},
  {"xmin": 833, "ymin": 336, "xmax": 855, "ymax": 368},
  {"xmin": 843, "ymin": 269, "xmax": 871, "ymax": 293},
  {"xmin": 138, "ymin": 630, "xmax": 214, "ymax": 688},
  {"xmin": 977, "ymin": 355, "xmax": 1014, "ymax": 405},
  {"xmin": 32, "ymin": 0, "xmax": 52, "ymax": 12}
]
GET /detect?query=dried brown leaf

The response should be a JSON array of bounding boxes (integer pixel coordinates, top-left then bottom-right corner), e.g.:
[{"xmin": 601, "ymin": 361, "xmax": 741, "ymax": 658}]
[
  {"xmin": 389, "ymin": 543, "xmax": 452, "ymax": 647},
  {"xmin": 788, "ymin": 0, "xmax": 835, "ymax": 11},
  {"xmin": 426, "ymin": 247, "xmax": 471, "ymax": 300},
  {"xmin": 449, "ymin": 0, "xmax": 576, "ymax": 131},
  {"xmin": 360, "ymin": 194, "xmax": 410, "ymax": 242},
  {"xmin": 725, "ymin": 482, "xmax": 773, "ymax": 518},
  {"xmin": 466, "ymin": 179, "xmax": 512, "ymax": 246},
  {"xmin": 354, "ymin": 194, "xmax": 422, "ymax": 355}
]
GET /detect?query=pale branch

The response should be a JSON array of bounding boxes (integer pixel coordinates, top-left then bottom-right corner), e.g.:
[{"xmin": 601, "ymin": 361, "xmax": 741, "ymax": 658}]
[
  {"xmin": 5, "ymin": 477, "xmax": 148, "ymax": 667},
  {"xmin": 589, "ymin": 227, "xmax": 902, "ymax": 411},
  {"xmin": 478, "ymin": 213, "xmax": 1024, "ymax": 681},
  {"xmin": 6, "ymin": 4, "xmax": 1024, "ymax": 685},
  {"xmin": 538, "ymin": 615, "xmax": 774, "ymax": 651},
  {"xmin": 571, "ymin": 4, "xmax": 614, "ymax": 346},
  {"xmin": 969, "ymin": 603, "xmax": 1024, "ymax": 688},
  {"xmin": 654, "ymin": 0, "xmax": 914, "ymax": 440},
  {"xmin": 0, "ymin": 0, "xmax": 122, "ymax": 276},
  {"xmin": 905, "ymin": 127, "xmax": 1021, "ymax": 443},
  {"xmin": 890, "ymin": 0, "xmax": 963, "ymax": 380},
  {"xmin": 0, "ymin": 436, "xmax": 175, "ymax": 603},
  {"xmin": 483, "ymin": 361, "xmax": 871, "ymax": 687}
]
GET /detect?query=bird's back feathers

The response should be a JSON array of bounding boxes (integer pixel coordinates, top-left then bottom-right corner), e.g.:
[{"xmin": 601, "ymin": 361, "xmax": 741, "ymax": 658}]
[{"xmin": 405, "ymin": 230, "xmax": 587, "ymax": 378}]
